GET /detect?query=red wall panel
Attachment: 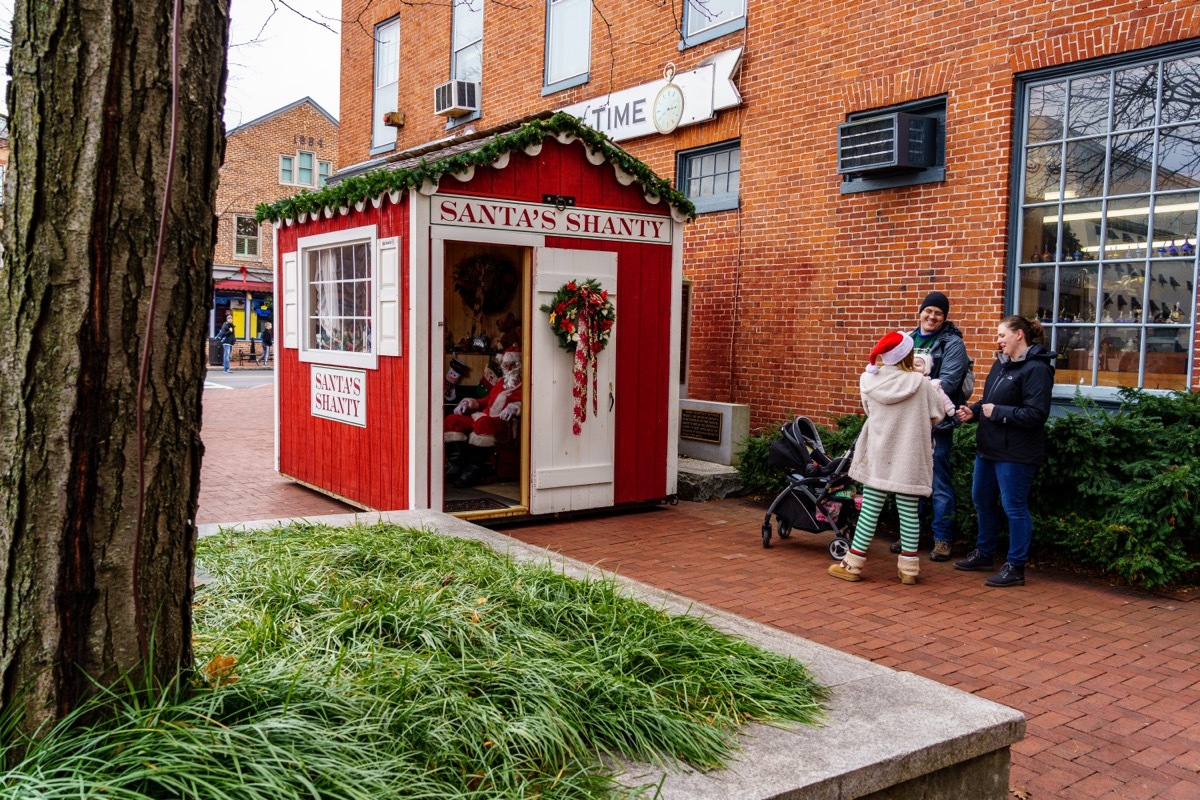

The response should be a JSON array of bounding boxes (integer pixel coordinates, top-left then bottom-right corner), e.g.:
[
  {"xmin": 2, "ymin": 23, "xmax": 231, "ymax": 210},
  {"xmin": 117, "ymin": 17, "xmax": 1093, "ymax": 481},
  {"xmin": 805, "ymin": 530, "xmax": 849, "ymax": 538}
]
[{"xmin": 275, "ymin": 200, "xmax": 411, "ymax": 510}]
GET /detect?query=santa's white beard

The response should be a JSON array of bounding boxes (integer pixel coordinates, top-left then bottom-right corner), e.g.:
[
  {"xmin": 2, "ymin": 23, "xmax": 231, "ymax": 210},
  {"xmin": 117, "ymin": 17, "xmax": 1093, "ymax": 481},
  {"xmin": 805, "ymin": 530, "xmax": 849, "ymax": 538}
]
[{"xmin": 502, "ymin": 367, "xmax": 520, "ymax": 390}]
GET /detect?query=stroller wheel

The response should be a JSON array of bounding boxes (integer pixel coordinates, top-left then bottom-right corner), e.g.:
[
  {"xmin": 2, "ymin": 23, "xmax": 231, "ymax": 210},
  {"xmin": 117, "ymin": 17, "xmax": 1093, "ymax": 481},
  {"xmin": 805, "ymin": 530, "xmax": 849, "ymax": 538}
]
[
  {"xmin": 828, "ymin": 537, "xmax": 851, "ymax": 561},
  {"xmin": 778, "ymin": 522, "xmax": 792, "ymax": 539},
  {"xmin": 762, "ymin": 522, "xmax": 772, "ymax": 548}
]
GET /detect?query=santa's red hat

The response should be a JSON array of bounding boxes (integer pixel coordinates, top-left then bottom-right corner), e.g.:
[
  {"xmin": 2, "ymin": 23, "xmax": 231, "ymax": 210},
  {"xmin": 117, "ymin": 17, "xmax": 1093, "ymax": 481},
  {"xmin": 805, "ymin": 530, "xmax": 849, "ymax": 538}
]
[{"xmin": 866, "ymin": 331, "xmax": 914, "ymax": 374}]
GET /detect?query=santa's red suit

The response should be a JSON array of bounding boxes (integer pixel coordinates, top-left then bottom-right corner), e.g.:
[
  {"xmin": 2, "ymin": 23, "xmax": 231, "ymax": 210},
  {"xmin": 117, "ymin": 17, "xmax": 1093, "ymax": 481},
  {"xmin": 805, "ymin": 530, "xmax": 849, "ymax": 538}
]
[{"xmin": 444, "ymin": 372, "xmax": 521, "ymax": 448}]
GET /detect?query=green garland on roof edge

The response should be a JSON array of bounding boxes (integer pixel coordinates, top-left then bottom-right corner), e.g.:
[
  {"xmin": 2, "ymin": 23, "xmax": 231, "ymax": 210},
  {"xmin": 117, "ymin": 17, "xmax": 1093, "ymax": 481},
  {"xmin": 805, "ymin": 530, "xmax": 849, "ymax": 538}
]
[{"xmin": 255, "ymin": 112, "xmax": 696, "ymax": 224}]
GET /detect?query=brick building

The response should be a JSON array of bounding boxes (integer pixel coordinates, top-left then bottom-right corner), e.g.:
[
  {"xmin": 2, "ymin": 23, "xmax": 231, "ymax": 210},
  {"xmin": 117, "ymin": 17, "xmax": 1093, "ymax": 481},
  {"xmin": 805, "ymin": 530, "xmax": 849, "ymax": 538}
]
[
  {"xmin": 335, "ymin": 1, "xmax": 1199, "ymax": 426},
  {"xmin": 215, "ymin": 97, "xmax": 338, "ymax": 355}
]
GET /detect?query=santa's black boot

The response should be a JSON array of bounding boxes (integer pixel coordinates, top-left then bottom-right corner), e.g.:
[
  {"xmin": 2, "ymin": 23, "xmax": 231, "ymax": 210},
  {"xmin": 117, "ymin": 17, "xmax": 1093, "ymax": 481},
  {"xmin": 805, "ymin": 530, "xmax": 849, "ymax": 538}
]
[
  {"xmin": 454, "ymin": 446, "xmax": 496, "ymax": 488},
  {"xmin": 444, "ymin": 440, "xmax": 468, "ymax": 481}
]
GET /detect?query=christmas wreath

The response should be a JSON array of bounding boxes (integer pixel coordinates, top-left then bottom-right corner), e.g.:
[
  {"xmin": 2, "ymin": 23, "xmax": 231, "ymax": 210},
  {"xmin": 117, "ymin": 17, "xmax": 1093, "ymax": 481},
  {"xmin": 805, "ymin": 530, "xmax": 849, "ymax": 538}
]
[
  {"xmin": 453, "ymin": 254, "xmax": 519, "ymax": 322},
  {"xmin": 540, "ymin": 279, "xmax": 615, "ymax": 435}
]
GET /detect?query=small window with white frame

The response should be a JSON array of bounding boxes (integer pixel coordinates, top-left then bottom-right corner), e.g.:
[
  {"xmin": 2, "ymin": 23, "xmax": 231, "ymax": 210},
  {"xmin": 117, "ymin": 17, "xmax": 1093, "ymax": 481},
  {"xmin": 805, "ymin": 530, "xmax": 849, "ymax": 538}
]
[
  {"xmin": 234, "ymin": 214, "xmax": 259, "ymax": 259},
  {"xmin": 544, "ymin": 0, "xmax": 590, "ymax": 94},
  {"xmin": 373, "ymin": 17, "xmax": 400, "ymax": 154},
  {"xmin": 298, "ymin": 232, "xmax": 376, "ymax": 370},
  {"xmin": 681, "ymin": 0, "xmax": 746, "ymax": 49},
  {"xmin": 318, "ymin": 160, "xmax": 332, "ymax": 186},
  {"xmin": 677, "ymin": 140, "xmax": 740, "ymax": 213},
  {"xmin": 280, "ymin": 155, "xmax": 294, "ymax": 184}
]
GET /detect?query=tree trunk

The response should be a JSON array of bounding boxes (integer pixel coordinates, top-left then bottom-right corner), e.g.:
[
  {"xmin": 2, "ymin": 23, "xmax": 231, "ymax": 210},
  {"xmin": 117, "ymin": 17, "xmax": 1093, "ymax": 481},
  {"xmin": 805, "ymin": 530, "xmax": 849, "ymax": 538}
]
[{"xmin": 0, "ymin": 0, "xmax": 228, "ymax": 737}]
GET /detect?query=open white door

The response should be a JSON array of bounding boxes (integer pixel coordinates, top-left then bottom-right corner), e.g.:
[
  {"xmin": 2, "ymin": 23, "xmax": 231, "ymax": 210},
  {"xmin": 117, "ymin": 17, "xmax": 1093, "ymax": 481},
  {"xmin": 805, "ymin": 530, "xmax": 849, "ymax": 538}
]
[{"xmin": 530, "ymin": 248, "xmax": 617, "ymax": 515}]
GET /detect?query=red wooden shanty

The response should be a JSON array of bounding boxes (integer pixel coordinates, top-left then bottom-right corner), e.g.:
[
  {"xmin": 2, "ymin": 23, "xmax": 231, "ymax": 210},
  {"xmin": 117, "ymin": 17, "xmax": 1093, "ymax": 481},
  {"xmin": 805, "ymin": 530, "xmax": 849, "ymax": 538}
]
[{"xmin": 264, "ymin": 114, "xmax": 691, "ymax": 520}]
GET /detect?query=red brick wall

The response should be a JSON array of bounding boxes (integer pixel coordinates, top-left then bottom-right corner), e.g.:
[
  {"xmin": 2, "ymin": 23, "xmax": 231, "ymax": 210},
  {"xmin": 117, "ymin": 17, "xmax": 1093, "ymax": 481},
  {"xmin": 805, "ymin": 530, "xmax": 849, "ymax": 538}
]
[
  {"xmin": 339, "ymin": 0, "xmax": 1200, "ymax": 429},
  {"xmin": 216, "ymin": 101, "xmax": 340, "ymax": 276}
]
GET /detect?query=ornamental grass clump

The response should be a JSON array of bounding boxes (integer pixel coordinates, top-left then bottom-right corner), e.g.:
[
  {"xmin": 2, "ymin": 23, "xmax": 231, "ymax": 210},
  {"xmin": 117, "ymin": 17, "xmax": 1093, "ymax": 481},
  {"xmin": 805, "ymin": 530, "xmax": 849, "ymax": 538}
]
[{"xmin": 1, "ymin": 523, "xmax": 827, "ymax": 799}]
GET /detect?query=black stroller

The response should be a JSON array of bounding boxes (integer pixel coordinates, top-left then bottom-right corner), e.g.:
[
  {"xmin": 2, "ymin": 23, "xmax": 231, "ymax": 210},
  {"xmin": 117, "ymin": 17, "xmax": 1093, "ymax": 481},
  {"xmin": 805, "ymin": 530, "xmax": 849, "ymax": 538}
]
[{"xmin": 761, "ymin": 416, "xmax": 859, "ymax": 560}]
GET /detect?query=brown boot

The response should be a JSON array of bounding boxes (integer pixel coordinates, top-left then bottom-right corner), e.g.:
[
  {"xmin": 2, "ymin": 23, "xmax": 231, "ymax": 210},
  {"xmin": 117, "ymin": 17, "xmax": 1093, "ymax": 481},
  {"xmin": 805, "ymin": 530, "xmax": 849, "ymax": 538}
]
[
  {"xmin": 828, "ymin": 552, "xmax": 866, "ymax": 582},
  {"xmin": 930, "ymin": 540, "xmax": 952, "ymax": 562},
  {"xmin": 897, "ymin": 555, "xmax": 920, "ymax": 585}
]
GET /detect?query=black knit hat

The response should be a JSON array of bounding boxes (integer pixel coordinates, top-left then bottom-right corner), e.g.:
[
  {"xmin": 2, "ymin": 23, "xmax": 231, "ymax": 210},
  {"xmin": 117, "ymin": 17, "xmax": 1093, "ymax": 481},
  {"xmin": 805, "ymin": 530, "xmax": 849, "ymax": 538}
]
[{"xmin": 919, "ymin": 291, "xmax": 950, "ymax": 316}]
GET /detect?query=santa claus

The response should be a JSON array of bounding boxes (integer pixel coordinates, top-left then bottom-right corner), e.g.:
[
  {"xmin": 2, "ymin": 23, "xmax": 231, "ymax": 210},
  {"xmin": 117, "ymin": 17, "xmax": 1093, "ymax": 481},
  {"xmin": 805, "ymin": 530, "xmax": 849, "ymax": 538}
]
[{"xmin": 444, "ymin": 347, "xmax": 521, "ymax": 487}]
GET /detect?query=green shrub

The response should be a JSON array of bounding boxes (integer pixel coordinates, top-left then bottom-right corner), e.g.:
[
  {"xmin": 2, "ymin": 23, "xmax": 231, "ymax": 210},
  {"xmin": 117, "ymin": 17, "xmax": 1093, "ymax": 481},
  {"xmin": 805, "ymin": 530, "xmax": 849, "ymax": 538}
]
[
  {"xmin": 1032, "ymin": 389, "xmax": 1200, "ymax": 588},
  {"xmin": 735, "ymin": 421, "xmax": 787, "ymax": 496}
]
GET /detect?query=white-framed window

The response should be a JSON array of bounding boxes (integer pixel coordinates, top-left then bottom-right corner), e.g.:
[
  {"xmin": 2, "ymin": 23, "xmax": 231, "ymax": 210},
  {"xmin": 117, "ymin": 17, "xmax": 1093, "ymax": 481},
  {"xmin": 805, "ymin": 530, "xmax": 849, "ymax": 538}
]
[
  {"xmin": 544, "ymin": 0, "xmax": 590, "ymax": 94},
  {"xmin": 318, "ymin": 160, "xmax": 332, "ymax": 186},
  {"xmin": 373, "ymin": 17, "xmax": 400, "ymax": 153},
  {"xmin": 1013, "ymin": 44, "xmax": 1199, "ymax": 395},
  {"xmin": 451, "ymin": 0, "xmax": 482, "ymax": 83},
  {"xmin": 280, "ymin": 155, "xmax": 294, "ymax": 184},
  {"xmin": 295, "ymin": 226, "xmax": 379, "ymax": 370},
  {"xmin": 677, "ymin": 140, "xmax": 740, "ymax": 213},
  {"xmin": 234, "ymin": 214, "xmax": 259, "ymax": 259},
  {"xmin": 681, "ymin": 0, "xmax": 746, "ymax": 49}
]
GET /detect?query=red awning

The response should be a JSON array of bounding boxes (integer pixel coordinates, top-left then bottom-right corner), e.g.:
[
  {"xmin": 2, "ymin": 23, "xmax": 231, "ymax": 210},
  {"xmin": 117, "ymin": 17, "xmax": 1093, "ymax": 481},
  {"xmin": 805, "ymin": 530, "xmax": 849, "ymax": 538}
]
[{"xmin": 215, "ymin": 279, "xmax": 274, "ymax": 292}]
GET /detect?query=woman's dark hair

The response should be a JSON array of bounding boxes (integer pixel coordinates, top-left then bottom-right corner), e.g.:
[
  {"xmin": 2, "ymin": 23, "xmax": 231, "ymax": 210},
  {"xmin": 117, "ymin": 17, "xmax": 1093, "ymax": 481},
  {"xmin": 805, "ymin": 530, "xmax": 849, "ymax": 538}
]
[{"xmin": 1000, "ymin": 314, "xmax": 1045, "ymax": 346}]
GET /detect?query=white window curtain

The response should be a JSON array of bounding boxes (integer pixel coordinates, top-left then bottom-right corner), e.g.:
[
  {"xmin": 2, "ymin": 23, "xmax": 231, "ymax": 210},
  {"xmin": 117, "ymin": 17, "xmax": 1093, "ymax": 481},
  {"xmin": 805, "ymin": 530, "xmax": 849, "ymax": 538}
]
[
  {"xmin": 546, "ymin": 0, "xmax": 590, "ymax": 86},
  {"xmin": 373, "ymin": 19, "xmax": 400, "ymax": 150}
]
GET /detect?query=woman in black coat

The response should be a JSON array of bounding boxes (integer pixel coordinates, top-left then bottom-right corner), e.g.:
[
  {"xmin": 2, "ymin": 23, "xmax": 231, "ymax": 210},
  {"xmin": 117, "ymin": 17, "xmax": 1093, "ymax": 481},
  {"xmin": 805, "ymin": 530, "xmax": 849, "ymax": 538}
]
[{"xmin": 953, "ymin": 315, "xmax": 1055, "ymax": 587}]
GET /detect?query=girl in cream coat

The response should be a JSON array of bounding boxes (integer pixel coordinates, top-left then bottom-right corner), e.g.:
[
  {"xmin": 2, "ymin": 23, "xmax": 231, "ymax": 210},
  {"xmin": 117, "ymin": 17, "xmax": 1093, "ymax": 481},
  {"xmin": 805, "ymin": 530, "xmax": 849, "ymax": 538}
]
[{"xmin": 829, "ymin": 331, "xmax": 948, "ymax": 585}]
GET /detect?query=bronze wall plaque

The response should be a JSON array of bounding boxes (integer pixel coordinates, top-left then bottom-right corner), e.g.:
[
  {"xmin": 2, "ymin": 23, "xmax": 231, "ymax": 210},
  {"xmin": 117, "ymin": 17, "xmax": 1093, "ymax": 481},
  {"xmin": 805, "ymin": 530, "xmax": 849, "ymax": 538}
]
[{"xmin": 680, "ymin": 408, "xmax": 723, "ymax": 444}]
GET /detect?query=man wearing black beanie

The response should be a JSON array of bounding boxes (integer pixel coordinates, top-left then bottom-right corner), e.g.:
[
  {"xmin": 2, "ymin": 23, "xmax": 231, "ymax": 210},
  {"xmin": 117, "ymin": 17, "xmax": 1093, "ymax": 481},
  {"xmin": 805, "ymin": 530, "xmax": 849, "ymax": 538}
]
[{"xmin": 890, "ymin": 291, "xmax": 971, "ymax": 561}]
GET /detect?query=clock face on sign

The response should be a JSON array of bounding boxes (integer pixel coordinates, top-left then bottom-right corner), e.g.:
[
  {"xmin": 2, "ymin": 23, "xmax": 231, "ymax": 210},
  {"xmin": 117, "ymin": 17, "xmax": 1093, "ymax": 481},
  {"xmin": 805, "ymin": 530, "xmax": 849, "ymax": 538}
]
[{"xmin": 653, "ymin": 83, "xmax": 685, "ymax": 134}]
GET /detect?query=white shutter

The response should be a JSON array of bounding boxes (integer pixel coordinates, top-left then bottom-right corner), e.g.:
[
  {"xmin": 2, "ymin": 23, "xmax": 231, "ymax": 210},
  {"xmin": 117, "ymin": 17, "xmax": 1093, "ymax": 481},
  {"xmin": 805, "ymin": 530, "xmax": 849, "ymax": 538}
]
[
  {"xmin": 282, "ymin": 251, "xmax": 299, "ymax": 349},
  {"xmin": 376, "ymin": 237, "xmax": 400, "ymax": 356}
]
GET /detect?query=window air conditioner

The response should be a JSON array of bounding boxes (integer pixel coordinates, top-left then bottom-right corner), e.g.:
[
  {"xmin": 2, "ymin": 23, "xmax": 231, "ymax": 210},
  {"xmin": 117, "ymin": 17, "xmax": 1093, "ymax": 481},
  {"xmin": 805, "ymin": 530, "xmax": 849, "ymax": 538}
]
[
  {"xmin": 837, "ymin": 112, "xmax": 936, "ymax": 175},
  {"xmin": 434, "ymin": 80, "xmax": 480, "ymax": 117}
]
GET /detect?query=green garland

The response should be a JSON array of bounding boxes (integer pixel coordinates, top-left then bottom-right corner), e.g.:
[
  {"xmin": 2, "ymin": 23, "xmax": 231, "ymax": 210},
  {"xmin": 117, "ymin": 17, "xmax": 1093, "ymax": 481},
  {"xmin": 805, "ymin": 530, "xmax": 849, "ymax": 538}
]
[
  {"xmin": 539, "ymin": 279, "xmax": 615, "ymax": 354},
  {"xmin": 256, "ymin": 112, "xmax": 695, "ymax": 224}
]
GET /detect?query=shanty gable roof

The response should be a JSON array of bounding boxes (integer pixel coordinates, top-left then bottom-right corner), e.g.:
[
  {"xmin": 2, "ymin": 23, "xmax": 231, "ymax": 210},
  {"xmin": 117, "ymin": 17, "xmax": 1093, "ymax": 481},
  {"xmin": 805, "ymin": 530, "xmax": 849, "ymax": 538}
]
[{"xmin": 255, "ymin": 112, "xmax": 695, "ymax": 225}]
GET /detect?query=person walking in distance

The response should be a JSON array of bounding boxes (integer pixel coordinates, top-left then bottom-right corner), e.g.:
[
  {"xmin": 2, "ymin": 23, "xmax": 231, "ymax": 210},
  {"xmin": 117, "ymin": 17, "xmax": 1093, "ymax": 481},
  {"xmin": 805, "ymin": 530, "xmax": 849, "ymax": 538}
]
[
  {"xmin": 953, "ymin": 315, "xmax": 1055, "ymax": 587},
  {"xmin": 891, "ymin": 291, "xmax": 972, "ymax": 561},
  {"xmin": 217, "ymin": 312, "xmax": 236, "ymax": 373},
  {"xmin": 258, "ymin": 321, "xmax": 273, "ymax": 366},
  {"xmin": 829, "ymin": 331, "xmax": 948, "ymax": 585}
]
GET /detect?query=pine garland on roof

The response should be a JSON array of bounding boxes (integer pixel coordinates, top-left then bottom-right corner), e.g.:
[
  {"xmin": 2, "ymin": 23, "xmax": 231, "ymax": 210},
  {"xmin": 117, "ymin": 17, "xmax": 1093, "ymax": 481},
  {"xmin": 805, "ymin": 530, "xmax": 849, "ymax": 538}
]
[{"xmin": 255, "ymin": 112, "xmax": 695, "ymax": 224}]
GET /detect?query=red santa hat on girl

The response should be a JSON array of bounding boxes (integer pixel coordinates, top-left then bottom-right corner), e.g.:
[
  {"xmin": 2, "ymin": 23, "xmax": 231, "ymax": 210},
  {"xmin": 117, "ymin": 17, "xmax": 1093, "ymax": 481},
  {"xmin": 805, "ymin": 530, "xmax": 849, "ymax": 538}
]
[{"xmin": 865, "ymin": 331, "xmax": 914, "ymax": 374}]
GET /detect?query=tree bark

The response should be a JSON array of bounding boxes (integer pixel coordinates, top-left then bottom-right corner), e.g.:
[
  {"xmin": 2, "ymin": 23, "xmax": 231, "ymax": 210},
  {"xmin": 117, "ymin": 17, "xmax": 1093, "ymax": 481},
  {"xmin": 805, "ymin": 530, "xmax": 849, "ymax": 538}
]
[{"xmin": 0, "ymin": 0, "xmax": 228, "ymax": 736}]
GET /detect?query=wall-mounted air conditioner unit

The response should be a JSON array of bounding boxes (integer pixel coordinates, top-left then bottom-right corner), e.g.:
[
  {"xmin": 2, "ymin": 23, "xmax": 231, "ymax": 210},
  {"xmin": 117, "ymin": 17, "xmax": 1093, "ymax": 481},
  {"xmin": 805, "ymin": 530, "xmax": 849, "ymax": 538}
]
[
  {"xmin": 434, "ymin": 80, "xmax": 480, "ymax": 117},
  {"xmin": 837, "ymin": 112, "xmax": 936, "ymax": 175}
]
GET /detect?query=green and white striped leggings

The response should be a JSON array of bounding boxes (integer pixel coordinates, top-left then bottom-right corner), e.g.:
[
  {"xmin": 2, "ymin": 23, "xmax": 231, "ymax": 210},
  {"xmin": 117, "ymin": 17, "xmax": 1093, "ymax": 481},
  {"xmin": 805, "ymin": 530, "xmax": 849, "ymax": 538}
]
[{"xmin": 850, "ymin": 485, "xmax": 921, "ymax": 557}]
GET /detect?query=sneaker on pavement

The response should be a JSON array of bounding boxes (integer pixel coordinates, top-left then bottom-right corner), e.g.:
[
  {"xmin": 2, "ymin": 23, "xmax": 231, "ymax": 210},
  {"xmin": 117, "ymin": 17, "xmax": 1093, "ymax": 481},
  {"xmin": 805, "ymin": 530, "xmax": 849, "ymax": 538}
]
[
  {"xmin": 985, "ymin": 562, "xmax": 1026, "ymax": 587},
  {"xmin": 930, "ymin": 540, "xmax": 952, "ymax": 561},
  {"xmin": 954, "ymin": 549, "xmax": 994, "ymax": 571}
]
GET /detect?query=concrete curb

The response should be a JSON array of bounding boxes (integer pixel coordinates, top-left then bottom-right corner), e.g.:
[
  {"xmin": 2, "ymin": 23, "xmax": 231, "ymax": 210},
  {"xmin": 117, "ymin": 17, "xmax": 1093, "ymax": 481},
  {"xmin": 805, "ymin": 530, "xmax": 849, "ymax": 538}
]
[{"xmin": 198, "ymin": 511, "xmax": 1025, "ymax": 799}]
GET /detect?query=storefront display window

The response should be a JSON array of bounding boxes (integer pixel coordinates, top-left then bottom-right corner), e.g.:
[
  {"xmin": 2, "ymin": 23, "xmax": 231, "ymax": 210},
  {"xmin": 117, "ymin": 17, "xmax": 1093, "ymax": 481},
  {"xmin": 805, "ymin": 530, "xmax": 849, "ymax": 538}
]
[{"xmin": 1014, "ymin": 46, "xmax": 1199, "ymax": 392}]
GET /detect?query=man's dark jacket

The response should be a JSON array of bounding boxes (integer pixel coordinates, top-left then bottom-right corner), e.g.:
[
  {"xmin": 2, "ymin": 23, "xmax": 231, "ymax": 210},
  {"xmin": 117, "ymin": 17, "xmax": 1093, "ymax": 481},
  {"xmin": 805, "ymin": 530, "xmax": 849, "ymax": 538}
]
[{"xmin": 910, "ymin": 320, "xmax": 971, "ymax": 406}]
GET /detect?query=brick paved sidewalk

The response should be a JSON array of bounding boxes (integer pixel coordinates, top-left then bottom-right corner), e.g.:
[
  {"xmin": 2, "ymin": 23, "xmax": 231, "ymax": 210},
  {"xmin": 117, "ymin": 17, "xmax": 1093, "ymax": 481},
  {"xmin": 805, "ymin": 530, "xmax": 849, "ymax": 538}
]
[
  {"xmin": 198, "ymin": 384, "xmax": 354, "ymax": 525},
  {"xmin": 497, "ymin": 503, "xmax": 1200, "ymax": 800},
  {"xmin": 198, "ymin": 386, "xmax": 1200, "ymax": 799}
]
